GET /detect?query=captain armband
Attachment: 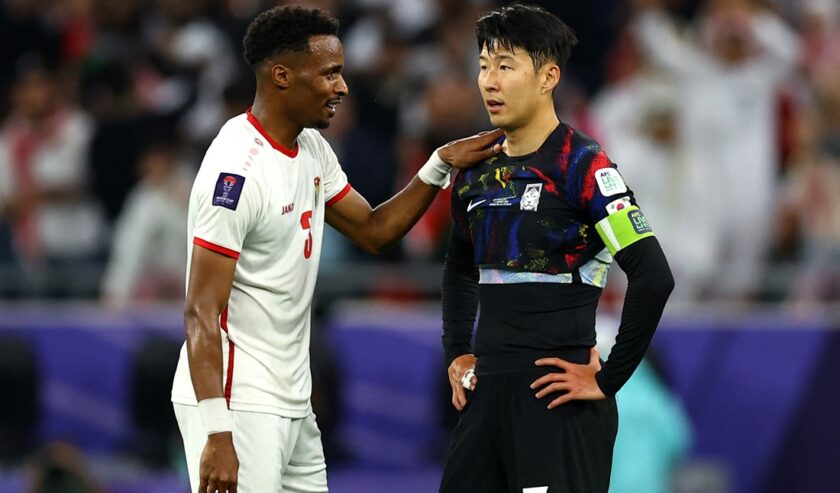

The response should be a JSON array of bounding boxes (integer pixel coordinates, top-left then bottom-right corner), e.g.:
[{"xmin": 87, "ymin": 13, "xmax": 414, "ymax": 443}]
[{"xmin": 595, "ymin": 205, "xmax": 655, "ymax": 255}]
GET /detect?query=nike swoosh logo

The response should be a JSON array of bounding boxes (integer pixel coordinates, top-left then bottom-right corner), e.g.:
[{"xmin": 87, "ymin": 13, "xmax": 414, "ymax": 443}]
[{"xmin": 467, "ymin": 199, "xmax": 486, "ymax": 212}]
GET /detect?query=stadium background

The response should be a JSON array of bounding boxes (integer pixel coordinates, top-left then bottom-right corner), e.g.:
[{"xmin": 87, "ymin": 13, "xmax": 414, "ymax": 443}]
[{"xmin": 1, "ymin": 0, "xmax": 838, "ymax": 491}]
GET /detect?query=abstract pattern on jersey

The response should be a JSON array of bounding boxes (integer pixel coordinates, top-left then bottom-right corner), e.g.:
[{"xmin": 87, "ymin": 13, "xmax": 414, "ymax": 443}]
[{"xmin": 452, "ymin": 123, "xmax": 636, "ymax": 279}]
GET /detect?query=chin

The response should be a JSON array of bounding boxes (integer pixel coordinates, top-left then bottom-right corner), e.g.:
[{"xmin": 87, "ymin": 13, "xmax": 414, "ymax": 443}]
[
  {"xmin": 488, "ymin": 115, "xmax": 510, "ymax": 129},
  {"xmin": 315, "ymin": 119, "xmax": 331, "ymax": 130}
]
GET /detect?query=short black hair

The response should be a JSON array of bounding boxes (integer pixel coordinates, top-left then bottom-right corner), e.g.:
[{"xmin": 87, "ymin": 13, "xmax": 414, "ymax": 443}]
[
  {"xmin": 242, "ymin": 5, "xmax": 339, "ymax": 67},
  {"xmin": 476, "ymin": 3, "xmax": 578, "ymax": 70}
]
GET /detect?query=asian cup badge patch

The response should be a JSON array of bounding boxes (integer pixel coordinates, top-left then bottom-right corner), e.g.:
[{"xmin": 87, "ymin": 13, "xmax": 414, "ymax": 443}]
[
  {"xmin": 213, "ymin": 173, "xmax": 246, "ymax": 210},
  {"xmin": 314, "ymin": 176, "xmax": 321, "ymax": 203}
]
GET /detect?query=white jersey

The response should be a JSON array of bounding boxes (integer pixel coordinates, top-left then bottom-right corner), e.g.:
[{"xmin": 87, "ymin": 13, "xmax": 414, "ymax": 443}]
[{"xmin": 171, "ymin": 111, "xmax": 350, "ymax": 417}]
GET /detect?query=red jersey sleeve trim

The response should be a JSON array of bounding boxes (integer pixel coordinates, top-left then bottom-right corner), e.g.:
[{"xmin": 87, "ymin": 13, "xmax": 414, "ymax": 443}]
[
  {"xmin": 326, "ymin": 183, "xmax": 352, "ymax": 207},
  {"xmin": 194, "ymin": 237, "xmax": 241, "ymax": 259},
  {"xmin": 246, "ymin": 108, "xmax": 299, "ymax": 158}
]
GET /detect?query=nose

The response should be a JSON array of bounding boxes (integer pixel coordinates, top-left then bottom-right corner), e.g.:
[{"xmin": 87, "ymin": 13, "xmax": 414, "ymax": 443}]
[
  {"xmin": 336, "ymin": 75, "xmax": 349, "ymax": 97},
  {"xmin": 480, "ymin": 68, "xmax": 499, "ymax": 93}
]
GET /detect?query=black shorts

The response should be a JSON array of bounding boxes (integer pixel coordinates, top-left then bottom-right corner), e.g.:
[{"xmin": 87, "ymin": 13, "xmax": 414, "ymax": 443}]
[{"xmin": 439, "ymin": 349, "xmax": 618, "ymax": 493}]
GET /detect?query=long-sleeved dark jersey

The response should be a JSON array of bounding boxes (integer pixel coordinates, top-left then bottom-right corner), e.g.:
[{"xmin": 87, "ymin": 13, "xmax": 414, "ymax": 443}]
[{"xmin": 442, "ymin": 122, "xmax": 673, "ymax": 396}]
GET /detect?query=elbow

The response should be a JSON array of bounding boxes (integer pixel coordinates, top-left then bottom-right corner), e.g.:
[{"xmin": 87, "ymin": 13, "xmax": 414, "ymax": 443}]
[
  {"xmin": 654, "ymin": 264, "xmax": 676, "ymax": 300},
  {"xmin": 183, "ymin": 303, "xmax": 218, "ymax": 340},
  {"xmin": 360, "ymin": 235, "xmax": 398, "ymax": 256}
]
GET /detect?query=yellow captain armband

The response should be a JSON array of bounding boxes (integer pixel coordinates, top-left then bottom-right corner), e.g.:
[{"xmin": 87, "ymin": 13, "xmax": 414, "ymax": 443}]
[{"xmin": 595, "ymin": 205, "xmax": 655, "ymax": 256}]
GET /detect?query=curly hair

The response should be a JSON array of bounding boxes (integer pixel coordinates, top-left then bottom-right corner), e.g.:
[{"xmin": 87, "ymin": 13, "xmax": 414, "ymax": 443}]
[
  {"xmin": 242, "ymin": 5, "xmax": 339, "ymax": 67},
  {"xmin": 476, "ymin": 3, "xmax": 578, "ymax": 71}
]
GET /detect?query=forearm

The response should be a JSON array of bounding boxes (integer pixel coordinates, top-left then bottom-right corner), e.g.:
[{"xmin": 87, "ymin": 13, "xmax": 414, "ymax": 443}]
[
  {"xmin": 365, "ymin": 176, "xmax": 439, "ymax": 254},
  {"xmin": 750, "ymin": 12, "xmax": 800, "ymax": 68},
  {"xmin": 184, "ymin": 308, "xmax": 226, "ymax": 402},
  {"xmin": 634, "ymin": 9, "xmax": 707, "ymax": 76},
  {"xmin": 596, "ymin": 237, "xmax": 674, "ymax": 396},
  {"xmin": 441, "ymin": 234, "xmax": 479, "ymax": 367}
]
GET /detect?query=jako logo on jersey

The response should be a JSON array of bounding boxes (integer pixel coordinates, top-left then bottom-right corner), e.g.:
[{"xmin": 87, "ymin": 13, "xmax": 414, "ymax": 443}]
[
  {"xmin": 282, "ymin": 203, "xmax": 295, "ymax": 215},
  {"xmin": 213, "ymin": 173, "xmax": 246, "ymax": 210},
  {"xmin": 520, "ymin": 183, "xmax": 543, "ymax": 211},
  {"xmin": 314, "ymin": 176, "xmax": 321, "ymax": 203},
  {"xmin": 606, "ymin": 197, "xmax": 631, "ymax": 215},
  {"xmin": 595, "ymin": 168, "xmax": 627, "ymax": 197}
]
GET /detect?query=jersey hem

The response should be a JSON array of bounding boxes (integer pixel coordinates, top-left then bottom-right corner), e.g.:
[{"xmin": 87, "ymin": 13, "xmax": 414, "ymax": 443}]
[
  {"xmin": 193, "ymin": 237, "xmax": 241, "ymax": 259},
  {"xmin": 171, "ymin": 394, "xmax": 311, "ymax": 419},
  {"xmin": 326, "ymin": 183, "xmax": 352, "ymax": 206}
]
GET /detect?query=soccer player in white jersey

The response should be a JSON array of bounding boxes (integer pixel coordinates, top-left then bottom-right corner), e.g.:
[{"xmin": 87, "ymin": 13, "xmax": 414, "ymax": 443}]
[{"xmin": 170, "ymin": 5, "xmax": 502, "ymax": 493}]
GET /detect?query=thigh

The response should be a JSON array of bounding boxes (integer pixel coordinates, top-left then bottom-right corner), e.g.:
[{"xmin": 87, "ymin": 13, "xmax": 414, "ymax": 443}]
[
  {"xmin": 439, "ymin": 382, "xmax": 507, "ymax": 493},
  {"xmin": 233, "ymin": 410, "xmax": 294, "ymax": 493},
  {"xmin": 282, "ymin": 413, "xmax": 328, "ymax": 493},
  {"xmin": 510, "ymin": 383, "xmax": 618, "ymax": 493},
  {"xmin": 174, "ymin": 403, "xmax": 204, "ymax": 493}
]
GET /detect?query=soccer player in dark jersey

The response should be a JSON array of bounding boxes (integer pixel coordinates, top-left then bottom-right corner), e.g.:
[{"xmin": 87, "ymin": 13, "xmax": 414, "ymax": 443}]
[{"xmin": 439, "ymin": 4, "xmax": 674, "ymax": 492}]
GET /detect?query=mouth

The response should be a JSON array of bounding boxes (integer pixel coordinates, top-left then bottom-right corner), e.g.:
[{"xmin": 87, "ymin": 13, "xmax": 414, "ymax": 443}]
[
  {"xmin": 486, "ymin": 99, "xmax": 504, "ymax": 114},
  {"xmin": 325, "ymin": 98, "xmax": 342, "ymax": 114}
]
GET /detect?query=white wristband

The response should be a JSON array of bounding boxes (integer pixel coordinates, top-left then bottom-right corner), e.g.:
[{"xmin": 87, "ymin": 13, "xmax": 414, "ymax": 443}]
[
  {"xmin": 198, "ymin": 397, "xmax": 233, "ymax": 435},
  {"xmin": 417, "ymin": 149, "xmax": 452, "ymax": 189}
]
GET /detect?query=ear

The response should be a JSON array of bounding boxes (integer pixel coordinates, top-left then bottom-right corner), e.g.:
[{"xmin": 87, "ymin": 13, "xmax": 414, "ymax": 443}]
[
  {"xmin": 541, "ymin": 64, "xmax": 561, "ymax": 95},
  {"xmin": 269, "ymin": 63, "xmax": 292, "ymax": 89}
]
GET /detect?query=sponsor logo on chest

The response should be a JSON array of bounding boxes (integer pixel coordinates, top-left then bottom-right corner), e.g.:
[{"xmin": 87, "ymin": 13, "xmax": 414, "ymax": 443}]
[{"xmin": 282, "ymin": 203, "xmax": 295, "ymax": 215}]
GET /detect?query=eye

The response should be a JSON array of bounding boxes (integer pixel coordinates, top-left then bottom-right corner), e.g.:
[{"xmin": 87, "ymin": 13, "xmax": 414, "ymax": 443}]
[
  {"xmin": 479, "ymin": 65, "xmax": 487, "ymax": 71},
  {"xmin": 500, "ymin": 65, "xmax": 511, "ymax": 71}
]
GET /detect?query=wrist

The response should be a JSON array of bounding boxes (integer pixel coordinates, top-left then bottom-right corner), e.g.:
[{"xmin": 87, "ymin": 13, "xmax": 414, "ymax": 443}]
[
  {"xmin": 198, "ymin": 397, "xmax": 233, "ymax": 435},
  {"xmin": 417, "ymin": 149, "xmax": 452, "ymax": 189}
]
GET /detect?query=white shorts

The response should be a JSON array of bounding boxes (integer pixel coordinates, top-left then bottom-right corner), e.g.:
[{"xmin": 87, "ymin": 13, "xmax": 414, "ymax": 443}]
[{"xmin": 174, "ymin": 403, "xmax": 328, "ymax": 493}]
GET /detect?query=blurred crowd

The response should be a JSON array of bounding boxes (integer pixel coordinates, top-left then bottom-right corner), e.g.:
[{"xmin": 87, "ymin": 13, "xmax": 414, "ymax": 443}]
[{"xmin": 0, "ymin": 0, "xmax": 838, "ymax": 306}]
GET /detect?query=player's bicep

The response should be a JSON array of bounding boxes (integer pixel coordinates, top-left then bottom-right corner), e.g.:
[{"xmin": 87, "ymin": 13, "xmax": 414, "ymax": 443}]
[
  {"xmin": 324, "ymin": 187, "xmax": 373, "ymax": 246},
  {"xmin": 192, "ymin": 171, "xmax": 260, "ymax": 256},
  {"xmin": 567, "ymin": 149, "xmax": 654, "ymax": 255},
  {"xmin": 185, "ymin": 245, "xmax": 237, "ymax": 314},
  {"xmin": 595, "ymin": 204, "xmax": 655, "ymax": 256}
]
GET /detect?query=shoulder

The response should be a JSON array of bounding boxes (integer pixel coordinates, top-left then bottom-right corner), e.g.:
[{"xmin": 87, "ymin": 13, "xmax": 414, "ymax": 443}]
[
  {"xmin": 195, "ymin": 118, "xmax": 266, "ymax": 197},
  {"xmin": 568, "ymin": 125, "xmax": 604, "ymax": 156}
]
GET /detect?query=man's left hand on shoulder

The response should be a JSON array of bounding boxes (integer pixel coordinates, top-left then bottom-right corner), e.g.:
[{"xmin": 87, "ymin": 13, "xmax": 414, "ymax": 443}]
[
  {"xmin": 530, "ymin": 347, "xmax": 607, "ymax": 409},
  {"xmin": 438, "ymin": 128, "xmax": 504, "ymax": 169}
]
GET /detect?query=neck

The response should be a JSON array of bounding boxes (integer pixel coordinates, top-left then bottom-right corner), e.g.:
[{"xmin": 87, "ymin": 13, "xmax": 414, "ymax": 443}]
[
  {"xmin": 250, "ymin": 93, "xmax": 302, "ymax": 150},
  {"xmin": 503, "ymin": 104, "xmax": 559, "ymax": 157}
]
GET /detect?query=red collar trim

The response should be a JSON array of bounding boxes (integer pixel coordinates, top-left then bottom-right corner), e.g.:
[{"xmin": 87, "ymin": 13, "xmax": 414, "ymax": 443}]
[{"xmin": 246, "ymin": 109, "xmax": 299, "ymax": 158}]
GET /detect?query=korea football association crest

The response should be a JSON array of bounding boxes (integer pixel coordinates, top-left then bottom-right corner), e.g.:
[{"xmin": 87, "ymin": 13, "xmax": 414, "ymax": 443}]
[
  {"xmin": 520, "ymin": 183, "xmax": 543, "ymax": 211},
  {"xmin": 314, "ymin": 176, "xmax": 321, "ymax": 203}
]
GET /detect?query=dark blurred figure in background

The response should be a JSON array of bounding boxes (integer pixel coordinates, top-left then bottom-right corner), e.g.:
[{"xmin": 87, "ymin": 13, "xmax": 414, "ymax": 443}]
[
  {"xmin": 0, "ymin": 56, "xmax": 106, "ymax": 298},
  {"xmin": 100, "ymin": 141, "xmax": 191, "ymax": 308}
]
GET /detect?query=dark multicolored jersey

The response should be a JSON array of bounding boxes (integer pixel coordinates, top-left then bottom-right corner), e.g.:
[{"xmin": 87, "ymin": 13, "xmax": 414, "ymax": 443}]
[
  {"xmin": 451, "ymin": 122, "xmax": 653, "ymax": 287},
  {"xmin": 442, "ymin": 122, "xmax": 659, "ymax": 365}
]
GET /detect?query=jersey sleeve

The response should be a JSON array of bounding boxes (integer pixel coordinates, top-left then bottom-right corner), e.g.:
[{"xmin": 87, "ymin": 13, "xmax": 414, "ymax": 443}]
[
  {"xmin": 191, "ymin": 167, "xmax": 263, "ymax": 259},
  {"xmin": 450, "ymin": 172, "xmax": 472, "ymax": 242},
  {"xmin": 315, "ymin": 132, "xmax": 351, "ymax": 207},
  {"xmin": 565, "ymin": 148, "xmax": 654, "ymax": 256}
]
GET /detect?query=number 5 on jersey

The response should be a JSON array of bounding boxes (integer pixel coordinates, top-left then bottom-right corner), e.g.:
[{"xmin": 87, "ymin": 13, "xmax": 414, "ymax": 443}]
[{"xmin": 300, "ymin": 211, "xmax": 313, "ymax": 259}]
